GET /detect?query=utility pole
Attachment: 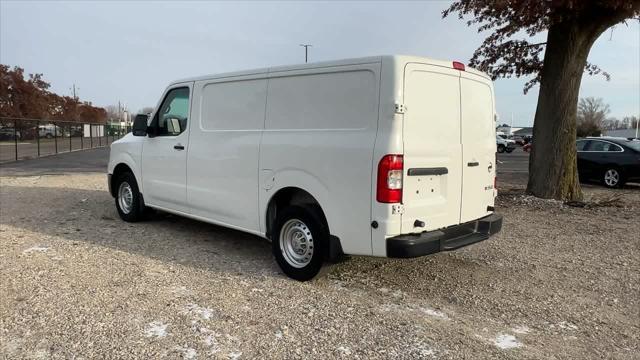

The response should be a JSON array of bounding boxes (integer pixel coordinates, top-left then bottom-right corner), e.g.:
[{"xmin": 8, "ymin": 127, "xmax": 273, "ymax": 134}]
[
  {"xmin": 299, "ymin": 44, "xmax": 312, "ymax": 63},
  {"xmin": 510, "ymin": 112, "xmax": 514, "ymax": 135},
  {"xmin": 70, "ymin": 84, "xmax": 79, "ymax": 101},
  {"xmin": 70, "ymin": 84, "xmax": 80, "ymax": 121}
]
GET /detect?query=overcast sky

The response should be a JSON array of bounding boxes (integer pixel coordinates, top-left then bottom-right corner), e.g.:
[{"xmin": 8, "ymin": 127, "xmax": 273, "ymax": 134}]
[{"xmin": 1, "ymin": 0, "xmax": 639, "ymax": 126}]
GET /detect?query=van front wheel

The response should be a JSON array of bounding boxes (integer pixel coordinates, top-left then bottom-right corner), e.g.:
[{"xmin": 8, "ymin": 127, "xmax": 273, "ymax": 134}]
[
  {"xmin": 115, "ymin": 172, "xmax": 146, "ymax": 222},
  {"xmin": 272, "ymin": 206, "xmax": 327, "ymax": 281}
]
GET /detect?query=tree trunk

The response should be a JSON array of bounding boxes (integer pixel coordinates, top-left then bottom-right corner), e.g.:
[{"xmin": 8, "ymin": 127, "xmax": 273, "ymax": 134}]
[{"xmin": 526, "ymin": 20, "xmax": 606, "ymax": 201}]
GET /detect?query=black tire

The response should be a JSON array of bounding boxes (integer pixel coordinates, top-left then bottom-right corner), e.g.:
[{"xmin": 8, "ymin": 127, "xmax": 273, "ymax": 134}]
[
  {"xmin": 45, "ymin": 133, "xmax": 53, "ymax": 139},
  {"xmin": 114, "ymin": 171, "xmax": 146, "ymax": 222},
  {"xmin": 272, "ymin": 205, "xmax": 328, "ymax": 281},
  {"xmin": 505, "ymin": 147, "xmax": 514, "ymax": 153},
  {"xmin": 602, "ymin": 167, "xmax": 624, "ymax": 189},
  {"xmin": 497, "ymin": 144, "xmax": 505, "ymax": 153}
]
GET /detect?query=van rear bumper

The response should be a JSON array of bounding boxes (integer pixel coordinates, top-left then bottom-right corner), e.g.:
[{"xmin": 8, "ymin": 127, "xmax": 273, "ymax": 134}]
[{"xmin": 386, "ymin": 213, "xmax": 502, "ymax": 258}]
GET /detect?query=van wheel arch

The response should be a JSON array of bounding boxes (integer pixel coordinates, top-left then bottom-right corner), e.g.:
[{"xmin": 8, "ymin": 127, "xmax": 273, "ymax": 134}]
[
  {"xmin": 266, "ymin": 187, "xmax": 329, "ymax": 238},
  {"xmin": 265, "ymin": 187, "xmax": 345, "ymax": 263},
  {"xmin": 111, "ymin": 163, "xmax": 135, "ymax": 197}
]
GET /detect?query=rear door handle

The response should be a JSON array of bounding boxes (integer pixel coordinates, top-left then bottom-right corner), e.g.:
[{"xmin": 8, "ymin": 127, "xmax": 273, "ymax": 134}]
[
  {"xmin": 174, "ymin": 144, "xmax": 185, "ymax": 150},
  {"xmin": 467, "ymin": 161, "xmax": 479, "ymax": 167}
]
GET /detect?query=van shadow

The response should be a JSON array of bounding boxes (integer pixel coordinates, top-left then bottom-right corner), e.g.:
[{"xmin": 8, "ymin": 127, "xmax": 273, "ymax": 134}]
[{"xmin": 1, "ymin": 185, "xmax": 286, "ymax": 280}]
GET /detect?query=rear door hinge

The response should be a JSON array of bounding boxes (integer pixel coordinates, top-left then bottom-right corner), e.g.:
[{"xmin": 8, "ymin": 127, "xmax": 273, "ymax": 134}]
[{"xmin": 394, "ymin": 103, "xmax": 406, "ymax": 114}]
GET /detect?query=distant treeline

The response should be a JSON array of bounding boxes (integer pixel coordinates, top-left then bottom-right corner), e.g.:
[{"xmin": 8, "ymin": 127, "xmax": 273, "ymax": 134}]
[{"xmin": 0, "ymin": 64, "xmax": 106, "ymax": 123}]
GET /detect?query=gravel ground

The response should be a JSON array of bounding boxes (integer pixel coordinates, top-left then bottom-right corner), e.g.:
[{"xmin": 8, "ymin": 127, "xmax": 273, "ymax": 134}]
[{"xmin": 1, "ymin": 173, "xmax": 638, "ymax": 359}]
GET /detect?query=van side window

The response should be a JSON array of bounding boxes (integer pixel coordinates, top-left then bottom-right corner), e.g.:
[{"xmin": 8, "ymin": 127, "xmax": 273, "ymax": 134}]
[
  {"xmin": 153, "ymin": 87, "xmax": 190, "ymax": 136},
  {"xmin": 200, "ymin": 79, "xmax": 267, "ymax": 131},
  {"xmin": 266, "ymin": 70, "xmax": 376, "ymax": 130}
]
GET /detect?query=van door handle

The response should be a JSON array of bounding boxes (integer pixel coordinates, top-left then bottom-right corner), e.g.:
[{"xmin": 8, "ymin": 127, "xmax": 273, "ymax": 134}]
[
  {"xmin": 174, "ymin": 144, "xmax": 185, "ymax": 150},
  {"xmin": 467, "ymin": 161, "xmax": 479, "ymax": 167}
]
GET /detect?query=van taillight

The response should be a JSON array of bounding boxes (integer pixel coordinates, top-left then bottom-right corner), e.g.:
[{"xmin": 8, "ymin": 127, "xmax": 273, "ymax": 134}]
[
  {"xmin": 453, "ymin": 61, "xmax": 465, "ymax": 71},
  {"xmin": 377, "ymin": 155, "xmax": 403, "ymax": 203}
]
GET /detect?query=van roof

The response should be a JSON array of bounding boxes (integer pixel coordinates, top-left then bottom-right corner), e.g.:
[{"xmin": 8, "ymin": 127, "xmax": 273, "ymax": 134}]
[{"xmin": 170, "ymin": 55, "xmax": 491, "ymax": 85}]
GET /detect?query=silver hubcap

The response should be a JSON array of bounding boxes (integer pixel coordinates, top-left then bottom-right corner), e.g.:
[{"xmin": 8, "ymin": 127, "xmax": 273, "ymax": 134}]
[
  {"xmin": 279, "ymin": 219, "xmax": 314, "ymax": 268},
  {"xmin": 604, "ymin": 169, "xmax": 619, "ymax": 187},
  {"xmin": 117, "ymin": 181, "xmax": 134, "ymax": 214}
]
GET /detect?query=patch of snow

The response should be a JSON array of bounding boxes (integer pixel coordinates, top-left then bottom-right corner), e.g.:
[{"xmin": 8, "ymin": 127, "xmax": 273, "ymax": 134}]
[
  {"xmin": 225, "ymin": 334, "xmax": 239, "ymax": 342},
  {"xmin": 275, "ymin": 330, "xmax": 283, "ymax": 340},
  {"xmin": 420, "ymin": 307, "xmax": 449, "ymax": 320},
  {"xmin": 250, "ymin": 288, "xmax": 264, "ymax": 292},
  {"xmin": 336, "ymin": 346, "xmax": 352, "ymax": 355},
  {"xmin": 411, "ymin": 341, "xmax": 436, "ymax": 357},
  {"xmin": 184, "ymin": 303, "xmax": 215, "ymax": 320},
  {"xmin": 512, "ymin": 325, "xmax": 530, "ymax": 334},
  {"xmin": 174, "ymin": 345, "xmax": 197, "ymax": 359},
  {"xmin": 557, "ymin": 321, "xmax": 578, "ymax": 330},
  {"xmin": 417, "ymin": 348, "xmax": 435, "ymax": 357},
  {"xmin": 330, "ymin": 280, "xmax": 347, "ymax": 290},
  {"xmin": 379, "ymin": 303, "xmax": 397, "ymax": 312},
  {"xmin": 22, "ymin": 246, "xmax": 49, "ymax": 254},
  {"xmin": 32, "ymin": 349, "xmax": 49, "ymax": 359},
  {"xmin": 377, "ymin": 287, "xmax": 390, "ymax": 294},
  {"xmin": 227, "ymin": 351, "xmax": 242, "ymax": 359},
  {"xmin": 170, "ymin": 286, "xmax": 193, "ymax": 297},
  {"xmin": 493, "ymin": 334, "xmax": 522, "ymax": 349},
  {"xmin": 203, "ymin": 335, "xmax": 221, "ymax": 353},
  {"xmin": 144, "ymin": 321, "xmax": 168, "ymax": 338}
]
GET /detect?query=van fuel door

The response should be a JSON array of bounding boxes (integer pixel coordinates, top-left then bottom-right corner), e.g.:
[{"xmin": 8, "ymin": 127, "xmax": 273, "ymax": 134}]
[{"xmin": 261, "ymin": 169, "xmax": 275, "ymax": 190}]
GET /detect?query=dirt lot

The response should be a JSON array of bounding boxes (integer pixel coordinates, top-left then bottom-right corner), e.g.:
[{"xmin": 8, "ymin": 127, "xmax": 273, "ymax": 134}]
[{"xmin": 1, "ymin": 173, "xmax": 638, "ymax": 359}]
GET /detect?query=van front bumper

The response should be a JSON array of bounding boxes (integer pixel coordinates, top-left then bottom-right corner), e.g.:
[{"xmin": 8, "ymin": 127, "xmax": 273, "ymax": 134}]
[{"xmin": 386, "ymin": 213, "xmax": 502, "ymax": 258}]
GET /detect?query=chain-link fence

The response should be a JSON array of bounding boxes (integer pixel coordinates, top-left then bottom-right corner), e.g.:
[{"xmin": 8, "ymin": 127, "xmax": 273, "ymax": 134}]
[{"xmin": 0, "ymin": 117, "xmax": 131, "ymax": 164}]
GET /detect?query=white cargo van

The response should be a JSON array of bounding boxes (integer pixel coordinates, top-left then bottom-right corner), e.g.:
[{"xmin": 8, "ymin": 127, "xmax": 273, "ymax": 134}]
[{"xmin": 107, "ymin": 55, "xmax": 502, "ymax": 281}]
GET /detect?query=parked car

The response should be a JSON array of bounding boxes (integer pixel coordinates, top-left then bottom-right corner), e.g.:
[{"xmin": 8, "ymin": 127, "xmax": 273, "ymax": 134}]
[
  {"xmin": 497, "ymin": 136, "xmax": 515, "ymax": 153},
  {"xmin": 511, "ymin": 136, "xmax": 525, "ymax": 146},
  {"xmin": 577, "ymin": 137, "xmax": 640, "ymax": 188},
  {"xmin": 38, "ymin": 124, "xmax": 64, "ymax": 138},
  {"xmin": 108, "ymin": 55, "xmax": 503, "ymax": 281},
  {"xmin": 0, "ymin": 127, "xmax": 21, "ymax": 141}
]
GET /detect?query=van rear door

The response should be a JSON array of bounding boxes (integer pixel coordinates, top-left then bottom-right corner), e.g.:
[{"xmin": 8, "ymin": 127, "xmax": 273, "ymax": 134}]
[
  {"xmin": 459, "ymin": 73, "xmax": 495, "ymax": 223},
  {"xmin": 401, "ymin": 64, "xmax": 463, "ymax": 233}
]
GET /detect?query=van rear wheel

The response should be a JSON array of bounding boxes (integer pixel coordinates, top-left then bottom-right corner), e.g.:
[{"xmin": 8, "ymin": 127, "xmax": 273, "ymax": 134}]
[
  {"xmin": 497, "ymin": 144, "xmax": 505, "ymax": 153},
  {"xmin": 272, "ymin": 206, "xmax": 327, "ymax": 281}
]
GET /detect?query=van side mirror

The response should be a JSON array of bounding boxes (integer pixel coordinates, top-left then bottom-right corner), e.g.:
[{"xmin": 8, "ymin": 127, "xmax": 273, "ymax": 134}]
[{"xmin": 132, "ymin": 114, "xmax": 149, "ymax": 136}]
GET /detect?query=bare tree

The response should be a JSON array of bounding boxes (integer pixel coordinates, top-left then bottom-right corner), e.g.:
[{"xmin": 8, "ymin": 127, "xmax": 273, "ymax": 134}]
[
  {"xmin": 578, "ymin": 97, "xmax": 610, "ymax": 124},
  {"xmin": 105, "ymin": 105, "xmax": 120, "ymax": 122},
  {"xmin": 622, "ymin": 115, "xmax": 639, "ymax": 129}
]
